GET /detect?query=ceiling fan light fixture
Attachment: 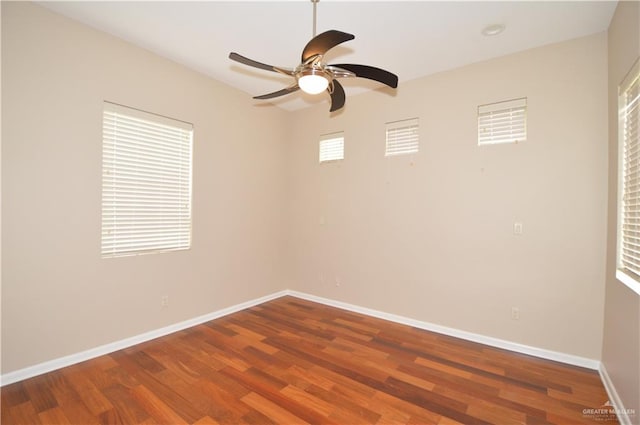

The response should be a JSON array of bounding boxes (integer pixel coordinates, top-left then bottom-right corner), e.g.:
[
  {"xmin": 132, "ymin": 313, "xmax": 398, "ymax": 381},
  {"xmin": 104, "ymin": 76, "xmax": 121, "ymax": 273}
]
[
  {"xmin": 298, "ymin": 70, "xmax": 329, "ymax": 94},
  {"xmin": 229, "ymin": 0, "xmax": 398, "ymax": 111}
]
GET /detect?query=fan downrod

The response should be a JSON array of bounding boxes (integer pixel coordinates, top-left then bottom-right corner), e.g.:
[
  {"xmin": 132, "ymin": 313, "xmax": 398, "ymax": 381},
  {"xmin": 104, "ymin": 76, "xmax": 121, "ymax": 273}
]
[{"xmin": 311, "ymin": 0, "xmax": 319, "ymax": 38}]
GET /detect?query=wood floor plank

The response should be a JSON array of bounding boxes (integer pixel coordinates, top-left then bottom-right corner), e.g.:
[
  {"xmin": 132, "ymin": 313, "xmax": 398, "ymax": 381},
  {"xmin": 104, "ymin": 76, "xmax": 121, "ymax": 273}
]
[
  {"xmin": 305, "ymin": 383, "xmax": 381, "ymax": 424},
  {"xmin": 241, "ymin": 391, "xmax": 310, "ymax": 425},
  {"xmin": 194, "ymin": 379, "xmax": 251, "ymax": 423},
  {"xmin": 130, "ymin": 384, "xmax": 189, "ymax": 425},
  {"xmin": 52, "ymin": 394, "xmax": 102, "ymax": 425},
  {"xmin": 22, "ymin": 376, "xmax": 59, "ymax": 413},
  {"xmin": 2, "ymin": 382, "xmax": 30, "ymax": 408},
  {"xmin": 100, "ymin": 384, "xmax": 150, "ymax": 424},
  {"xmin": 371, "ymin": 389, "xmax": 444, "ymax": 424},
  {"xmin": 7, "ymin": 401, "xmax": 42, "ymax": 425},
  {"xmin": 547, "ymin": 386, "xmax": 610, "ymax": 407},
  {"xmin": 60, "ymin": 368, "xmax": 114, "ymax": 417},
  {"xmin": 192, "ymin": 415, "xmax": 221, "ymax": 425},
  {"xmin": 38, "ymin": 406, "xmax": 73, "ymax": 424},
  {"xmin": 220, "ymin": 365, "xmax": 342, "ymax": 425},
  {"xmin": 467, "ymin": 401, "xmax": 528, "ymax": 425},
  {"xmin": 279, "ymin": 384, "xmax": 335, "ymax": 417},
  {"xmin": 284, "ymin": 364, "xmax": 336, "ymax": 391},
  {"xmin": 1, "ymin": 296, "xmax": 616, "ymax": 425}
]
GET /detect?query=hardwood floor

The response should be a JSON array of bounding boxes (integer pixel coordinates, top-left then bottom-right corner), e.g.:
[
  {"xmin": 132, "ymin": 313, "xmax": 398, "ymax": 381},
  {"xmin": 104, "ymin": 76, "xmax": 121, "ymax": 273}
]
[{"xmin": 1, "ymin": 296, "xmax": 615, "ymax": 424}]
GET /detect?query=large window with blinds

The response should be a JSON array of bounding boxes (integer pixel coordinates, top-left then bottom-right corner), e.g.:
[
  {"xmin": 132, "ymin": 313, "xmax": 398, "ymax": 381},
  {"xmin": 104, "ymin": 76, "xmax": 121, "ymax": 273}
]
[
  {"xmin": 101, "ymin": 102, "xmax": 193, "ymax": 258},
  {"xmin": 617, "ymin": 59, "xmax": 640, "ymax": 294},
  {"xmin": 478, "ymin": 98, "xmax": 527, "ymax": 146}
]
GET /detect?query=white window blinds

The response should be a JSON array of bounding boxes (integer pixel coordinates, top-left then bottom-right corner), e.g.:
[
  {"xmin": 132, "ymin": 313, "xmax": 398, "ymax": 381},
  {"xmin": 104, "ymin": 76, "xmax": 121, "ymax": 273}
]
[
  {"xmin": 101, "ymin": 102, "xmax": 193, "ymax": 258},
  {"xmin": 385, "ymin": 118, "xmax": 419, "ymax": 156},
  {"xmin": 478, "ymin": 98, "xmax": 527, "ymax": 145},
  {"xmin": 619, "ymin": 59, "xmax": 640, "ymax": 279},
  {"xmin": 319, "ymin": 132, "xmax": 344, "ymax": 163}
]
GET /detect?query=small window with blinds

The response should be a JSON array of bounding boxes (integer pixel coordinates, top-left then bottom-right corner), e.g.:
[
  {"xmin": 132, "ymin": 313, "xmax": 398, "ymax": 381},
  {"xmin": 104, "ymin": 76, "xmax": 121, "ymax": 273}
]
[
  {"xmin": 319, "ymin": 132, "xmax": 344, "ymax": 163},
  {"xmin": 385, "ymin": 118, "xmax": 419, "ymax": 156},
  {"xmin": 618, "ymin": 58, "xmax": 640, "ymax": 291},
  {"xmin": 101, "ymin": 102, "xmax": 193, "ymax": 258},
  {"xmin": 478, "ymin": 98, "xmax": 527, "ymax": 146}
]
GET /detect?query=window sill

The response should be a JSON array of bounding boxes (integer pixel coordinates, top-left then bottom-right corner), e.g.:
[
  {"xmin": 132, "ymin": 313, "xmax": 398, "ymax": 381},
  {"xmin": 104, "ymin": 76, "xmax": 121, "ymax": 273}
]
[{"xmin": 615, "ymin": 270, "xmax": 640, "ymax": 296}]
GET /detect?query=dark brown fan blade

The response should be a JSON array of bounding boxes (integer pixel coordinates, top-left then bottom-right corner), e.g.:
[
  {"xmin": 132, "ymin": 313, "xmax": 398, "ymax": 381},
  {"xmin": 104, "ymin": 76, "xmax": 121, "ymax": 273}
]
[
  {"xmin": 330, "ymin": 63, "xmax": 398, "ymax": 88},
  {"xmin": 253, "ymin": 84, "xmax": 300, "ymax": 100},
  {"xmin": 302, "ymin": 30, "xmax": 354, "ymax": 62},
  {"xmin": 229, "ymin": 52, "xmax": 275, "ymax": 72},
  {"xmin": 329, "ymin": 80, "xmax": 346, "ymax": 112},
  {"xmin": 229, "ymin": 52, "xmax": 293, "ymax": 75}
]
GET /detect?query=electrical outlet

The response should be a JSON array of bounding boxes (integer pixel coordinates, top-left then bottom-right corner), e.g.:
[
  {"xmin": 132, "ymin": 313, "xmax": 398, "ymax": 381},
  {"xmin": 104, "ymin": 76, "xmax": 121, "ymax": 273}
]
[
  {"xmin": 161, "ymin": 295, "xmax": 169, "ymax": 309},
  {"xmin": 511, "ymin": 307, "xmax": 520, "ymax": 320},
  {"xmin": 335, "ymin": 277, "xmax": 341, "ymax": 287},
  {"xmin": 514, "ymin": 222, "xmax": 523, "ymax": 235}
]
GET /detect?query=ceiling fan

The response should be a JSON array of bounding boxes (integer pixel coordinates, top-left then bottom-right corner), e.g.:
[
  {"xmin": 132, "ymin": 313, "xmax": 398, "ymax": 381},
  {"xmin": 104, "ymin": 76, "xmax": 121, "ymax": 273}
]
[{"xmin": 228, "ymin": 0, "xmax": 398, "ymax": 112}]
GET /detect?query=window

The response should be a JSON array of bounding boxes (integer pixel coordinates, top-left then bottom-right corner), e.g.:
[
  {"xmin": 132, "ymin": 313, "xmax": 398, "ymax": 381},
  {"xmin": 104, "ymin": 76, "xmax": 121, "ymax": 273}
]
[
  {"xmin": 101, "ymin": 102, "xmax": 193, "ymax": 258},
  {"xmin": 385, "ymin": 118, "xmax": 419, "ymax": 156},
  {"xmin": 617, "ymin": 58, "xmax": 640, "ymax": 294},
  {"xmin": 478, "ymin": 97, "xmax": 527, "ymax": 145},
  {"xmin": 319, "ymin": 132, "xmax": 344, "ymax": 163}
]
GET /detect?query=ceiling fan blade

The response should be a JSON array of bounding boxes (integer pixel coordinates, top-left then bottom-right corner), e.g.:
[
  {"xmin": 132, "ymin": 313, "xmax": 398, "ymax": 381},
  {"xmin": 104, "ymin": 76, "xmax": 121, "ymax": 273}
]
[
  {"xmin": 301, "ymin": 30, "xmax": 355, "ymax": 62},
  {"xmin": 329, "ymin": 80, "xmax": 346, "ymax": 112},
  {"xmin": 330, "ymin": 63, "xmax": 398, "ymax": 88},
  {"xmin": 253, "ymin": 84, "xmax": 300, "ymax": 100},
  {"xmin": 229, "ymin": 52, "xmax": 293, "ymax": 75}
]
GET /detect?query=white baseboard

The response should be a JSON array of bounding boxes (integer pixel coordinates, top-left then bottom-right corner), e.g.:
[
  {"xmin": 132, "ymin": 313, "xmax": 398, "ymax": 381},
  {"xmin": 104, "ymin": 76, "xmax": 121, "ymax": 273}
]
[
  {"xmin": 2, "ymin": 288, "xmax": 602, "ymax": 387},
  {"xmin": 0, "ymin": 290, "xmax": 288, "ymax": 386},
  {"xmin": 287, "ymin": 290, "xmax": 601, "ymax": 370},
  {"xmin": 599, "ymin": 363, "xmax": 636, "ymax": 425}
]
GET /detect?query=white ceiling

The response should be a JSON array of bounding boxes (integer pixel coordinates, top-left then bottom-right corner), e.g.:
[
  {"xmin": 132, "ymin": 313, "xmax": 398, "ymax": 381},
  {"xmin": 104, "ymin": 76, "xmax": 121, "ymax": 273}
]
[{"xmin": 39, "ymin": 1, "xmax": 617, "ymax": 111}]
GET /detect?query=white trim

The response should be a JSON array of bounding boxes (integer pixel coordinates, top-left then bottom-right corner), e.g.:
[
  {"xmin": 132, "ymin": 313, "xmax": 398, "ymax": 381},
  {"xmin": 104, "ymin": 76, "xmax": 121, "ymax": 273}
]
[
  {"xmin": 288, "ymin": 290, "xmax": 601, "ymax": 370},
  {"xmin": 599, "ymin": 363, "xmax": 636, "ymax": 425},
  {"xmin": 616, "ymin": 270, "xmax": 640, "ymax": 296},
  {"xmin": 0, "ymin": 290, "xmax": 288, "ymax": 386},
  {"xmin": 2, "ymin": 288, "xmax": 603, "ymax": 386},
  {"xmin": 620, "ymin": 57, "xmax": 640, "ymax": 95}
]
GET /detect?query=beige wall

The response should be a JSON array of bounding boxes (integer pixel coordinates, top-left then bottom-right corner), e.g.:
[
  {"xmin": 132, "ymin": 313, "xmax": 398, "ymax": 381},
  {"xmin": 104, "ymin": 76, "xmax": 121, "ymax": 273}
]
[
  {"xmin": 1, "ymin": 2, "xmax": 289, "ymax": 373},
  {"xmin": 1, "ymin": 1, "xmax": 616, "ymax": 377},
  {"xmin": 286, "ymin": 33, "xmax": 608, "ymax": 360},
  {"xmin": 604, "ymin": 0, "xmax": 640, "ymax": 416}
]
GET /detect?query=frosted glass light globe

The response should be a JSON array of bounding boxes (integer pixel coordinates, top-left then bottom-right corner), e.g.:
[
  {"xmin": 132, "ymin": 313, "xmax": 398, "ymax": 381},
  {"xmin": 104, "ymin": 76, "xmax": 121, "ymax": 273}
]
[{"xmin": 298, "ymin": 74, "xmax": 329, "ymax": 94}]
